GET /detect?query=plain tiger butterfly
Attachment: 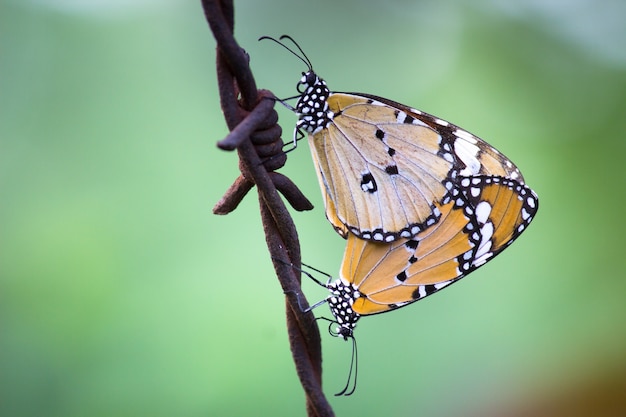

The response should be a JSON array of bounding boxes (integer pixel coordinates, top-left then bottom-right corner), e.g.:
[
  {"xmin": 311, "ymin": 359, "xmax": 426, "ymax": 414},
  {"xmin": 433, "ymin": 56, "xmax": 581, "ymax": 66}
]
[
  {"xmin": 261, "ymin": 35, "xmax": 527, "ymax": 242},
  {"xmin": 297, "ymin": 176, "xmax": 537, "ymax": 394},
  {"xmin": 321, "ymin": 176, "xmax": 537, "ymax": 338}
]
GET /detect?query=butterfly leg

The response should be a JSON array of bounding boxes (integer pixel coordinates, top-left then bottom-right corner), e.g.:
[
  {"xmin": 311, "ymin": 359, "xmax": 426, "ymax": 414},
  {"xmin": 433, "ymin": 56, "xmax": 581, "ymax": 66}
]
[
  {"xmin": 279, "ymin": 126, "xmax": 305, "ymax": 153},
  {"xmin": 283, "ymin": 289, "xmax": 329, "ymax": 315}
]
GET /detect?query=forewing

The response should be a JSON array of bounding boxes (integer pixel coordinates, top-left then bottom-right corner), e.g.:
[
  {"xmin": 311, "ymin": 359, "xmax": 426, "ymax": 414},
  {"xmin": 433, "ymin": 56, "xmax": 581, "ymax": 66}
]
[
  {"xmin": 458, "ymin": 176, "xmax": 539, "ymax": 267},
  {"xmin": 309, "ymin": 93, "xmax": 455, "ymax": 242},
  {"xmin": 340, "ymin": 176, "xmax": 538, "ymax": 317},
  {"xmin": 358, "ymin": 93, "xmax": 525, "ymax": 182},
  {"xmin": 308, "ymin": 92, "xmax": 527, "ymax": 242}
]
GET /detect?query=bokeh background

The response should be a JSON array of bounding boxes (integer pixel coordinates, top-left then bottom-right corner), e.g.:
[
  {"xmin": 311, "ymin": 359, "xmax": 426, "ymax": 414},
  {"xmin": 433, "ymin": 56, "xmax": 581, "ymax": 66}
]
[{"xmin": 2, "ymin": 0, "xmax": 626, "ymax": 416}]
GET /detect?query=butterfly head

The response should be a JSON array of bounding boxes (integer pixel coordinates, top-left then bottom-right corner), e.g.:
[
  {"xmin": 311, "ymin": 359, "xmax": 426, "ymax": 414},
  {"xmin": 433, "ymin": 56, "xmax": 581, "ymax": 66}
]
[{"xmin": 259, "ymin": 35, "xmax": 332, "ymax": 135}]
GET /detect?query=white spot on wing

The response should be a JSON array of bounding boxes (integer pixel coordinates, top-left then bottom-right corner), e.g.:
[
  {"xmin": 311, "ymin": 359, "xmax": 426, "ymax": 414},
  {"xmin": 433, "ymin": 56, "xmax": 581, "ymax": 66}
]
[
  {"xmin": 434, "ymin": 280, "xmax": 453, "ymax": 290},
  {"xmin": 454, "ymin": 128, "xmax": 477, "ymax": 143},
  {"xmin": 474, "ymin": 221, "xmax": 494, "ymax": 263},
  {"xmin": 473, "ymin": 251, "xmax": 493, "ymax": 267},
  {"xmin": 481, "ymin": 222, "xmax": 494, "ymax": 243},
  {"xmin": 475, "ymin": 201, "xmax": 492, "ymax": 224},
  {"xmin": 454, "ymin": 140, "xmax": 482, "ymax": 176}
]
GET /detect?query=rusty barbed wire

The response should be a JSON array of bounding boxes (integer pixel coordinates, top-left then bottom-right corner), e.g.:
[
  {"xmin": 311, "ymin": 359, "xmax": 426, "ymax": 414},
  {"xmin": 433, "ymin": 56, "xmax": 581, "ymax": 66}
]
[{"xmin": 201, "ymin": 0, "xmax": 333, "ymax": 415}]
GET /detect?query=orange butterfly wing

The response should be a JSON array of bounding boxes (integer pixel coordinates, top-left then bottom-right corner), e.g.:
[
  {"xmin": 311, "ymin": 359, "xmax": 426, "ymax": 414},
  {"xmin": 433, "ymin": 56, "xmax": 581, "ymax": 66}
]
[
  {"xmin": 341, "ymin": 197, "xmax": 478, "ymax": 315},
  {"xmin": 464, "ymin": 176, "xmax": 537, "ymax": 266},
  {"xmin": 338, "ymin": 176, "xmax": 538, "ymax": 316}
]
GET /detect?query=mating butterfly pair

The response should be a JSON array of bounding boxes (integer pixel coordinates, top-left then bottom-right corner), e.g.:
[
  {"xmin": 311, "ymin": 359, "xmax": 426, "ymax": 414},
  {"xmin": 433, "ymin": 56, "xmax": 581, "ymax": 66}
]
[{"xmin": 262, "ymin": 35, "xmax": 538, "ymax": 392}]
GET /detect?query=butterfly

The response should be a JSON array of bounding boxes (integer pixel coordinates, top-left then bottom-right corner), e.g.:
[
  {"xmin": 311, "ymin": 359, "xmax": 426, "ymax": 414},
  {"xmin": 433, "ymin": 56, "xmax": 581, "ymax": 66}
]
[
  {"xmin": 296, "ymin": 175, "xmax": 537, "ymax": 395},
  {"xmin": 314, "ymin": 175, "xmax": 538, "ymax": 340},
  {"xmin": 261, "ymin": 35, "xmax": 525, "ymax": 242}
]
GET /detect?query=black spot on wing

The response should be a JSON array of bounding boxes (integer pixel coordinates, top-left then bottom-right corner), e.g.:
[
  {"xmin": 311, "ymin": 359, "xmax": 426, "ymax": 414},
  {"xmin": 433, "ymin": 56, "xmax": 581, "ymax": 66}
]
[
  {"xmin": 375, "ymin": 129, "xmax": 385, "ymax": 140},
  {"xmin": 411, "ymin": 284, "xmax": 438, "ymax": 300},
  {"xmin": 424, "ymin": 284, "xmax": 437, "ymax": 295},
  {"xmin": 396, "ymin": 271, "xmax": 407, "ymax": 282},
  {"xmin": 385, "ymin": 165, "xmax": 399, "ymax": 175},
  {"xmin": 411, "ymin": 287, "xmax": 421, "ymax": 300},
  {"xmin": 405, "ymin": 240, "xmax": 419, "ymax": 250},
  {"xmin": 360, "ymin": 172, "xmax": 378, "ymax": 193}
]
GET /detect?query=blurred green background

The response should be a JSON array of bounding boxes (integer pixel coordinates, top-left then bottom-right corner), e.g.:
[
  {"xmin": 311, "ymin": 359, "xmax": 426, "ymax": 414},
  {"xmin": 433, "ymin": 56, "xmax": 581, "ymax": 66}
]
[{"xmin": 2, "ymin": 0, "xmax": 626, "ymax": 416}]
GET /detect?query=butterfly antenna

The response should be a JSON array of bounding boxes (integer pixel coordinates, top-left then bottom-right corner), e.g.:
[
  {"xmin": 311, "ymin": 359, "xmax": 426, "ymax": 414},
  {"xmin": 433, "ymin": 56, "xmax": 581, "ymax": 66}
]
[
  {"xmin": 301, "ymin": 261, "xmax": 334, "ymax": 281},
  {"xmin": 258, "ymin": 35, "xmax": 313, "ymax": 71},
  {"xmin": 335, "ymin": 335, "xmax": 358, "ymax": 396},
  {"xmin": 278, "ymin": 35, "xmax": 314, "ymax": 70},
  {"xmin": 272, "ymin": 256, "xmax": 331, "ymax": 288}
]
